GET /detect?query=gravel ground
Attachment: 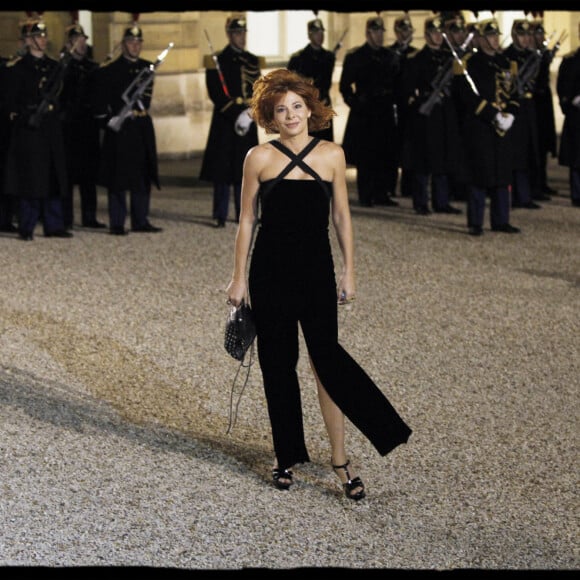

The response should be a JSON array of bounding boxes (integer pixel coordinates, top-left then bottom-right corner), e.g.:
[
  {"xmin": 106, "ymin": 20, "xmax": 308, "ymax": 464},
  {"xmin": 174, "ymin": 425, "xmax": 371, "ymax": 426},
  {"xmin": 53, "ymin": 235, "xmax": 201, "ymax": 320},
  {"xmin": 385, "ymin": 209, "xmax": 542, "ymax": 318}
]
[{"xmin": 0, "ymin": 156, "xmax": 578, "ymax": 571}]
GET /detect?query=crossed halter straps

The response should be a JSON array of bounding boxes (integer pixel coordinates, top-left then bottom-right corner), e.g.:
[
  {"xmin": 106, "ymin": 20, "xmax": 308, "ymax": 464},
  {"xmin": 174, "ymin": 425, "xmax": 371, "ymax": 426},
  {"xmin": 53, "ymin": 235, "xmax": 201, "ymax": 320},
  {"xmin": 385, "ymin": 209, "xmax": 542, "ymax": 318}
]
[{"xmin": 261, "ymin": 138, "xmax": 332, "ymax": 200}]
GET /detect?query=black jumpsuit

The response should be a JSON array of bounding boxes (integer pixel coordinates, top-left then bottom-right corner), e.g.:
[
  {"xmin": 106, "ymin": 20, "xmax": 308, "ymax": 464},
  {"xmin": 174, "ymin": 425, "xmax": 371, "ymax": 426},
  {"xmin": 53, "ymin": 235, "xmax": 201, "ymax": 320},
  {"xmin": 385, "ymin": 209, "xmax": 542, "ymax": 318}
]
[{"xmin": 249, "ymin": 139, "xmax": 412, "ymax": 471}]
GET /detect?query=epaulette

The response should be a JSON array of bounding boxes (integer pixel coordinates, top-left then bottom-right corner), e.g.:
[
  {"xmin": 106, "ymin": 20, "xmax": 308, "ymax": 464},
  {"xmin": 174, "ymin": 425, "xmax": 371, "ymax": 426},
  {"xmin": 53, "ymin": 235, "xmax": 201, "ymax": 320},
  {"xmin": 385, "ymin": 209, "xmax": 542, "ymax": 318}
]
[
  {"xmin": 99, "ymin": 53, "xmax": 121, "ymax": 68},
  {"xmin": 6, "ymin": 55, "xmax": 22, "ymax": 67},
  {"xmin": 406, "ymin": 50, "xmax": 420, "ymax": 60},
  {"xmin": 452, "ymin": 59, "xmax": 465, "ymax": 74}
]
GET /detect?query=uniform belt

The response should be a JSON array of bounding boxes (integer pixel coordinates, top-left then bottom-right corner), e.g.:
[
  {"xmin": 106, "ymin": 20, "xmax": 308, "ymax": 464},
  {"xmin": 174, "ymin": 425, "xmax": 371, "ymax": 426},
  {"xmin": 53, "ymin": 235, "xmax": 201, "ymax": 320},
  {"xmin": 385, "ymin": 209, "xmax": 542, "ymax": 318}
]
[
  {"xmin": 362, "ymin": 89, "xmax": 393, "ymax": 98},
  {"xmin": 132, "ymin": 110, "xmax": 149, "ymax": 117}
]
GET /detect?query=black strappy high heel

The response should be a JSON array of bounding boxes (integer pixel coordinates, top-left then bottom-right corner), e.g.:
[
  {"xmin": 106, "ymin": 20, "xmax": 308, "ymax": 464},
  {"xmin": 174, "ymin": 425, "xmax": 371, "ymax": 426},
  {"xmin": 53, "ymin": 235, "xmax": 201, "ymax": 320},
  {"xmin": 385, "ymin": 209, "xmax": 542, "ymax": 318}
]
[
  {"xmin": 331, "ymin": 460, "xmax": 366, "ymax": 501},
  {"xmin": 272, "ymin": 467, "xmax": 293, "ymax": 490}
]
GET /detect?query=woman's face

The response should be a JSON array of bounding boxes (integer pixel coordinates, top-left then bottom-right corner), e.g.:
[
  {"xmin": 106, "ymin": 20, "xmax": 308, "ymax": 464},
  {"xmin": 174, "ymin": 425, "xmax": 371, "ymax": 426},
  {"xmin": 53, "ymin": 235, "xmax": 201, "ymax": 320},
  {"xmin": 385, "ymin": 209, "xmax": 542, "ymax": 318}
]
[{"xmin": 273, "ymin": 90, "xmax": 311, "ymax": 136}]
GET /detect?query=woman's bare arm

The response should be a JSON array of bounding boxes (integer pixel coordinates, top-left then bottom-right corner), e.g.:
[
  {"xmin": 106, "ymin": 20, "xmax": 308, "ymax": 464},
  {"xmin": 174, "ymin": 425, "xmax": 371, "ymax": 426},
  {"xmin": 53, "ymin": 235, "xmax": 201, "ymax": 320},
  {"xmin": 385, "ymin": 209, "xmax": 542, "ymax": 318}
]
[
  {"xmin": 329, "ymin": 144, "xmax": 356, "ymax": 302},
  {"xmin": 226, "ymin": 145, "xmax": 265, "ymax": 306}
]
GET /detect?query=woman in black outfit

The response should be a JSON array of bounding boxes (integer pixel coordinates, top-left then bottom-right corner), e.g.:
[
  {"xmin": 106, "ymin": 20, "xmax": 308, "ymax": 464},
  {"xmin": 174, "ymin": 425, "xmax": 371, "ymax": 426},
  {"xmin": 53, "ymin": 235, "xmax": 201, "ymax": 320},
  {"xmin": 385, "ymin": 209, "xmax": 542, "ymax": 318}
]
[{"xmin": 226, "ymin": 69, "xmax": 411, "ymax": 500}]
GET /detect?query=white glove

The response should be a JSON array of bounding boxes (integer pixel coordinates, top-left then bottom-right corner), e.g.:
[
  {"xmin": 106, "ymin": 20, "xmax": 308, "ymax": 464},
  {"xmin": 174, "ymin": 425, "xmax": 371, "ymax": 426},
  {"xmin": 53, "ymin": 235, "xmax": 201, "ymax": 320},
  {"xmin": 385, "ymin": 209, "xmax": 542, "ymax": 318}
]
[
  {"xmin": 572, "ymin": 95, "xmax": 580, "ymax": 108},
  {"xmin": 234, "ymin": 108, "xmax": 253, "ymax": 137},
  {"xmin": 494, "ymin": 112, "xmax": 515, "ymax": 132}
]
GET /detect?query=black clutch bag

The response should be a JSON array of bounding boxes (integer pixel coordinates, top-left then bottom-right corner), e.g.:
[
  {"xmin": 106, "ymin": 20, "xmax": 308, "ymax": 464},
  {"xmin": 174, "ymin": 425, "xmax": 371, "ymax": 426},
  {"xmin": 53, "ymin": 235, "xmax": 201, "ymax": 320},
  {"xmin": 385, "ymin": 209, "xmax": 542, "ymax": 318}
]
[{"xmin": 224, "ymin": 301, "xmax": 257, "ymax": 361}]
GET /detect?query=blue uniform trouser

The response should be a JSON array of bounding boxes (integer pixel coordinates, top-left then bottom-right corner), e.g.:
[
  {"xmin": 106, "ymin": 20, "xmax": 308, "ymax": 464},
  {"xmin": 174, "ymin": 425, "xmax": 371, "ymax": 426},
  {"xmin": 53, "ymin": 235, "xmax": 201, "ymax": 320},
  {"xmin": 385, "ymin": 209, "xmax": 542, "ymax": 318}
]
[
  {"xmin": 468, "ymin": 185, "xmax": 510, "ymax": 229},
  {"xmin": 18, "ymin": 197, "xmax": 65, "ymax": 235},
  {"xmin": 108, "ymin": 178, "xmax": 150, "ymax": 230},
  {"xmin": 213, "ymin": 182, "xmax": 241, "ymax": 223},
  {"xmin": 63, "ymin": 180, "xmax": 99, "ymax": 227},
  {"xmin": 413, "ymin": 173, "xmax": 451, "ymax": 210},
  {"xmin": 570, "ymin": 168, "xmax": 580, "ymax": 204}
]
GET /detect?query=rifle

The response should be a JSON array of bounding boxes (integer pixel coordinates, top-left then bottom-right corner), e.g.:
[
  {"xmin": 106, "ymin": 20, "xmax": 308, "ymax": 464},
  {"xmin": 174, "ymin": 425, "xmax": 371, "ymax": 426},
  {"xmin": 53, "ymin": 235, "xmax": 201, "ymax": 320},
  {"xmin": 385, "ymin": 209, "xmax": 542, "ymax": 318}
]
[
  {"xmin": 204, "ymin": 29, "xmax": 230, "ymax": 98},
  {"xmin": 443, "ymin": 31, "xmax": 479, "ymax": 98},
  {"xmin": 107, "ymin": 42, "xmax": 173, "ymax": 133},
  {"xmin": 514, "ymin": 48, "xmax": 544, "ymax": 97},
  {"xmin": 28, "ymin": 44, "xmax": 76, "ymax": 128},
  {"xmin": 332, "ymin": 29, "xmax": 348, "ymax": 55},
  {"xmin": 542, "ymin": 29, "xmax": 567, "ymax": 63},
  {"xmin": 419, "ymin": 32, "xmax": 473, "ymax": 116},
  {"xmin": 514, "ymin": 30, "xmax": 568, "ymax": 98}
]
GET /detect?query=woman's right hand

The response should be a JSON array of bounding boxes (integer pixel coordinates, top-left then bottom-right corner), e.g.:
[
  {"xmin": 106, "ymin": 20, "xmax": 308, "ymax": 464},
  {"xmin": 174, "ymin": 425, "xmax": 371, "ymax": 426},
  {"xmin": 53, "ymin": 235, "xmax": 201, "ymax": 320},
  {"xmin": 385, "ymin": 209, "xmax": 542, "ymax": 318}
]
[{"xmin": 225, "ymin": 279, "xmax": 247, "ymax": 308}]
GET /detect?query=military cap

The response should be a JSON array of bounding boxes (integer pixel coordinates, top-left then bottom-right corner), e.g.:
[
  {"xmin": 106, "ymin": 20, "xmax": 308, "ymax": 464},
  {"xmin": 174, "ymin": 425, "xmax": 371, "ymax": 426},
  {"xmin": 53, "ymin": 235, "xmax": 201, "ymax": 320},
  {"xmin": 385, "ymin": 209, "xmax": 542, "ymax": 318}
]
[
  {"xmin": 308, "ymin": 18, "xmax": 325, "ymax": 33},
  {"xmin": 66, "ymin": 23, "xmax": 88, "ymax": 40},
  {"xmin": 465, "ymin": 21, "xmax": 479, "ymax": 34},
  {"xmin": 366, "ymin": 17, "xmax": 385, "ymax": 32},
  {"xmin": 478, "ymin": 19, "xmax": 501, "ymax": 36},
  {"xmin": 394, "ymin": 16, "xmax": 414, "ymax": 32},
  {"xmin": 123, "ymin": 25, "xmax": 143, "ymax": 40},
  {"xmin": 530, "ymin": 19, "xmax": 545, "ymax": 34},
  {"xmin": 226, "ymin": 16, "xmax": 247, "ymax": 32},
  {"xmin": 22, "ymin": 20, "xmax": 48, "ymax": 38},
  {"xmin": 425, "ymin": 16, "xmax": 443, "ymax": 33},
  {"xmin": 445, "ymin": 15, "xmax": 466, "ymax": 32},
  {"xmin": 512, "ymin": 19, "xmax": 531, "ymax": 34}
]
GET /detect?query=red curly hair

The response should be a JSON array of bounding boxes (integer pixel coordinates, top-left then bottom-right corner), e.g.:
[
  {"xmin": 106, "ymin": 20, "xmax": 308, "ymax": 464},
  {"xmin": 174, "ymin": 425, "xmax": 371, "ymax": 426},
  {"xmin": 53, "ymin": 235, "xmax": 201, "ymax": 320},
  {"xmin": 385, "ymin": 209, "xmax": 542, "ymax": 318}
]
[{"xmin": 250, "ymin": 68, "xmax": 336, "ymax": 134}]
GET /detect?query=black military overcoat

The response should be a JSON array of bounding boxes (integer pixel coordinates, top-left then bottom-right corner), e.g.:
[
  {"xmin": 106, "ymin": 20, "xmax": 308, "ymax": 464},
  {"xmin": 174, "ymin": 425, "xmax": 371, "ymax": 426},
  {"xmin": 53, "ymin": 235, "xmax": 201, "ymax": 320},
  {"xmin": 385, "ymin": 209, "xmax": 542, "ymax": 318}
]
[
  {"xmin": 92, "ymin": 55, "xmax": 159, "ymax": 192},
  {"xmin": 557, "ymin": 49, "xmax": 580, "ymax": 169},
  {"xmin": 3, "ymin": 52, "xmax": 68, "ymax": 199},
  {"xmin": 399, "ymin": 45, "xmax": 464, "ymax": 176},
  {"xmin": 452, "ymin": 50, "xmax": 520, "ymax": 188},
  {"xmin": 199, "ymin": 45, "xmax": 262, "ymax": 184},
  {"xmin": 339, "ymin": 43, "xmax": 399, "ymax": 167}
]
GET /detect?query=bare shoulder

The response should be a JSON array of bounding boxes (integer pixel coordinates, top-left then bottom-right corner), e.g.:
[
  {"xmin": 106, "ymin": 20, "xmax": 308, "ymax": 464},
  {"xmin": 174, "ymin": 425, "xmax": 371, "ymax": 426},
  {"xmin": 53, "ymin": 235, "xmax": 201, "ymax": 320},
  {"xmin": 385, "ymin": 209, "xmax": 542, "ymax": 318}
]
[
  {"xmin": 248, "ymin": 141, "xmax": 278, "ymax": 161},
  {"xmin": 316, "ymin": 140, "xmax": 345, "ymax": 166},
  {"xmin": 316, "ymin": 139, "xmax": 344, "ymax": 157},
  {"xmin": 245, "ymin": 142, "xmax": 273, "ymax": 166}
]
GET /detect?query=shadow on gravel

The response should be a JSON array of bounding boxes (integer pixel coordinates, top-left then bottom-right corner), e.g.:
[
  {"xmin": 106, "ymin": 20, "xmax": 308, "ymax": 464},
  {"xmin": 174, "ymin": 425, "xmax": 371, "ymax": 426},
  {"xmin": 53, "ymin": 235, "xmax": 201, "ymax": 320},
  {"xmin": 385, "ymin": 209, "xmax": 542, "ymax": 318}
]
[{"xmin": 0, "ymin": 366, "xmax": 278, "ymax": 487}]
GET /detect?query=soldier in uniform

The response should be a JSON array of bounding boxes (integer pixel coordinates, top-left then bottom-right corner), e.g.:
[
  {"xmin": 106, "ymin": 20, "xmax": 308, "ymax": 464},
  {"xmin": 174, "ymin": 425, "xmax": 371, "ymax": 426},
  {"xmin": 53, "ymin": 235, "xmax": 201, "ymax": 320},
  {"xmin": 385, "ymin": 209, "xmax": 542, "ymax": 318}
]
[
  {"xmin": 339, "ymin": 16, "xmax": 399, "ymax": 207},
  {"xmin": 556, "ymin": 22, "xmax": 580, "ymax": 208},
  {"xmin": 442, "ymin": 12, "xmax": 468, "ymax": 50},
  {"xmin": 287, "ymin": 18, "xmax": 336, "ymax": 142},
  {"xmin": 503, "ymin": 19, "xmax": 542, "ymax": 210},
  {"xmin": 60, "ymin": 23, "xmax": 105, "ymax": 230},
  {"xmin": 0, "ymin": 31, "xmax": 29, "ymax": 233},
  {"xmin": 530, "ymin": 19, "xmax": 559, "ymax": 200},
  {"xmin": 388, "ymin": 14, "xmax": 418, "ymax": 198},
  {"xmin": 3, "ymin": 20, "xmax": 72, "ymax": 241},
  {"xmin": 452, "ymin": 18, "xmax": 521, "ymax": 235},
  {"xmin": 199, "ymin": 16, "xmax": 263, "ymax": 228},
  {"xmin": 399, "ymin": 15, "xmax": 463, "ymax": 215},
  {"xmin": 92, "ymin": 24, "xmax": 162, "ymax": 235},
  {"xmin": 442, "ymin": 12, "xmax": 473, "ymax": 203},
  {"xmin": 0, "ymin": 54, "xmax": 17, "ymax": 232}
]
